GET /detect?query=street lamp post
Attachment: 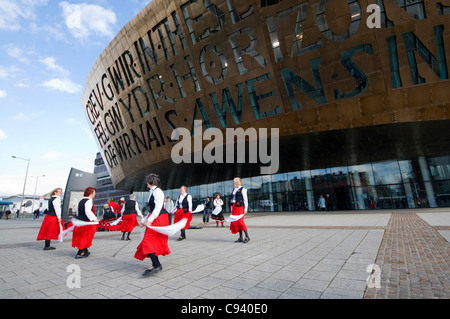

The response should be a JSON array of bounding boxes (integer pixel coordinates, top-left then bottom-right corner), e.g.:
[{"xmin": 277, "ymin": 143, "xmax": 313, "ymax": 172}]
[
  {"xmin": 12, "ymin": 156, "xmax": 30, "ymax": 217},
  {"xmin": 31, "ymin": 175, "xmax": 45, "ymax": 214}
]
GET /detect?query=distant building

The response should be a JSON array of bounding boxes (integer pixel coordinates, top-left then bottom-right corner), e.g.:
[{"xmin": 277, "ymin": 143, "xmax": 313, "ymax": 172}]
[
  {"xmin": 61, "ymin": 168, "xmax": 97, "ymax": 222},
  {"xmin": 0, "ymin": 194, "xmax": 48, "ymax": 216},
  {"xmin": 93, "ymin": 152, "xmax": 130, "ymax": 214}
]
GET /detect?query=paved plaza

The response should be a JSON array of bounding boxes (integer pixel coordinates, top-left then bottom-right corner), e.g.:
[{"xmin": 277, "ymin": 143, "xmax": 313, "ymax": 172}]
[{"xmin": 0, "ymin": 209, "xmax": 449, "ymax": 300}]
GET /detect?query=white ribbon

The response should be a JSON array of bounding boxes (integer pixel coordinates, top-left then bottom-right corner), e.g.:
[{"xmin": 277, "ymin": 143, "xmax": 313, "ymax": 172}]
[
  {"xmin": 58, "ymin": 218, "xmax": 99, "ymax": 242},
  {"xmin": 140, "ymin": 218, "xmax": 188, "ymax": 237},
  {"xmin": 109, "ymin": 217, "xmax": 122, "ymax": 226},
  {"xmin": 58, "ymin": 223, "xmax": 65, "ymax": 243},
  {"xmin": 149, "ymin": 218, "xmax": 188, "ymax": 236},
  {"xmin": 212, "ymin": 206, "xmax": 222, "ymax": 216},
  {"xmin": 192, "ymin": 204, "xmax": 205, "ymax": 214},
  {"xmin": 226, "ymin": 214, "xmax": 244, "ymax": 222}
]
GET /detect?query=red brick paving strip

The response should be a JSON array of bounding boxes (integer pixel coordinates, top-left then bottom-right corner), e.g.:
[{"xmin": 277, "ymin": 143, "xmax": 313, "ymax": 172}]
[{"xmin": 364, "ymin": 213, "xmax": 450, "ymax": 299}]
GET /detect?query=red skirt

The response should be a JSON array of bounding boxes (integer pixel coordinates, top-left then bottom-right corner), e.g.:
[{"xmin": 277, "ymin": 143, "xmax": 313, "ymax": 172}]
[
  {"xmin": 174, "ymin": 208, "xmax": 192, "ymax": 229},
  {"xmin": 230, "ymin": 204, "xmax": 247, "ymax": 234},
  {"xmin": 119, "ymin": 214, "xmax": 138, "ymax": 233},
  {"xmin": 134, "ymin": 214, "xmax": 170, "ymax": 260},
  {"xmin": 72, "ymin": 224, "xmax": 97, "ymax": 250},
  {"xmin": 37, "ymin": 215, "xmax": 64, "ymax": 241}
]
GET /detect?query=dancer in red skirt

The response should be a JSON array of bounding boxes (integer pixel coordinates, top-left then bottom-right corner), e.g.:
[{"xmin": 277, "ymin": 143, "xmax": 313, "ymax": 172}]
[
  {"xmin": 119, "ymin": 194, "xmax": 143, "ymax": 240},
  {"xmin": 72, "ymin": 187, "xmax": 98, "ymax": 259},
  {"xmin": 174, "ymin": 185, "xmax": 192, "ymax": 241},
  {"xmin": 230, "ymin": 177, "xmax": 250, "ymax": 243},
  {"xmin": 135, "ymin": 173, "xmax": 170, "ymax": 276},
  {"xmin": 36, "ymin": 188, "xmax": 65, "ymax": 250}
]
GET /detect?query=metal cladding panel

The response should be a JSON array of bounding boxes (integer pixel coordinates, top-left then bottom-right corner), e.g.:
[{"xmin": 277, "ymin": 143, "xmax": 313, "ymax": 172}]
[{"xmin": 62, "ymin": 168, "xmax": 98, "ymax": 221}]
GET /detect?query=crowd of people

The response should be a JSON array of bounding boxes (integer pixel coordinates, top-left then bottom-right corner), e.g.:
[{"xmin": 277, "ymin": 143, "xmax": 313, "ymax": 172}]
[{"xmin": 35, "ymin": 175, "xmax": 250, "ymax": 277}]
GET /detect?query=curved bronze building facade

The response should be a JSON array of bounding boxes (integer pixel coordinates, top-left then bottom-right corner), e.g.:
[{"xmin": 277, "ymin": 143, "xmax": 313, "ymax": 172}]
[{"xmin": 83, "ymin": 0, "xmax": 450, "ymax": 211}]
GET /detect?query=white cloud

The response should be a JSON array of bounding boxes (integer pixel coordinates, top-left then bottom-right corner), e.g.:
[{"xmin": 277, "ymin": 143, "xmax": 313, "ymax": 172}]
[
  {"xmin": 0, "ymin": 0, "xmax": 48, "ymax": 31},
  {"xmin": 12, "ymin": 112, "xmax": 38, "ymax": 121},
  {"xmin": 0, "ymin": 129, "xmax": 7, "ymax": 140},
  {"xmin": 42, "ymin": 150, "xmax": 63, "ymax": 160},
  {"xmin": 41, "ymin": 78, "xmax": 82, "ymax": 94},
  {"xmin": 0, "ymin": 65, "xmax": 23, "ymax": 79},
  {"xmin": 40, "ymin": 57, "xmax": 70, "ymax": 77},
  {"xmin": 60, "ymin": 2, "xmax": 117, "ymax": 39},
  {"xmin": 6, "ymin": 45, "xmax": 33, "ymax": 64},
  {"xmin": 0, "ymin": 89, "xmax": 6, "ymax": 98}
]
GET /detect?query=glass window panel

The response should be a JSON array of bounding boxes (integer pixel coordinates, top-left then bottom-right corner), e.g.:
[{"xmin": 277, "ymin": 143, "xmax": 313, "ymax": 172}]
[
  {"xmin": 428, "ymin": 155, "xmax": 450, "ymax": 180},
  {"xmin": 198, "ymin": 184, "xmax": 208, "ymax": 198},
  {"xmin": 434, "ymin": 180, "xmax": 450, "ymax": 206},
  {"xmin": 330, "ymin": 166, "xmax": 349, "ymax": 185},
  {"xmin": 272, "ymin": 173, "xmax": 288, "ymax": 192},
  {"xmin": 311, "ymin": 168, "xmax": 330, "ymax": 190},
  {"xmin": 261, "ymin": 175, "xmax": 273, "ymax": 193},
  {"xmin": 348, "ymin": 164, "xmax": 374, "ymax": 186},
  {"xmin": 372, "ymin": 161, "xmax": 402, "ymax": 185},
  {"xmin": 286, "ymin": 171, "xmax": 303, "ymax": 191},
  {"xmin": 249, "ymin": 175, "xmax": 263, "ymax": 193}
]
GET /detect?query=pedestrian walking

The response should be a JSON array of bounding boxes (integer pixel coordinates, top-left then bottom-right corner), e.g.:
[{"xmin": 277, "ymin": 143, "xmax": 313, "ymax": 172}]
[
  {"xmin": 202, "ymin": 196, "xmax": 211, "ymax": 224},
  {"xmin": 36, "ymin": 188, "xmax": 65, "ymax": 250},
  {"xmin": 318, "ymin": 195, "xmax": 326, "ymax": 211},
  {"xmin": 135, "ymin": 173, "xmax": 170, "ymax": 277}
]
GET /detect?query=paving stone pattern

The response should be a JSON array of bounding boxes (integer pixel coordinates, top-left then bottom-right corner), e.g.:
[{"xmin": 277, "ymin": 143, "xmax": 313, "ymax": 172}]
[{"xmin": 0, "ymin": 210, "xmax": 449, "ymax": 299}]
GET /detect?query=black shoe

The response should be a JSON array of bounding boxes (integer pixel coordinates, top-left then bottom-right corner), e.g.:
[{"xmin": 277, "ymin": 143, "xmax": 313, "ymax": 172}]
[
  {"xmin": 126, "ymin": 237, "xmax": 131, "ymax": 241},
  {"xmin": 43, "ymin": 246, "xmax": 56, "ymax": 250},
  {"xmin": 121, "ymin": 234, "xmax": 125, "ymax": 240},
  {"xmin": 75, "ymin": 250, "xmax": 90, "ymax": 259},
  {"xmin": 176, "ymin": 236, "xmax": 185, "ymax": 241},
  {"xmin": 243, "ymin": 237, "xmax": 250, "ymax": 243},
  {"xmin": 234, "ymin": 238, "xmax": 243, "ymax": 243},
  {"xmin": 142, "ymin": 265, "xmax": 162, "ymax": 277}
]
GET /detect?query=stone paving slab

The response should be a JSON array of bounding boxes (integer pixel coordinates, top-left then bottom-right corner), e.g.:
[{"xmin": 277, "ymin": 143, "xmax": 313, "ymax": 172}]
[{"xmin": 0, "ymin": 209, "xmax": 449, "ymax": 300}]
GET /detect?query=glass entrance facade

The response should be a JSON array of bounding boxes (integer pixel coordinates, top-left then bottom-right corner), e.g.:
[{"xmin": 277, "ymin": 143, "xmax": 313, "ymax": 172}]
[{"xmin": 160, "ymin": 154, "xmax": 450, "ymax": 213}]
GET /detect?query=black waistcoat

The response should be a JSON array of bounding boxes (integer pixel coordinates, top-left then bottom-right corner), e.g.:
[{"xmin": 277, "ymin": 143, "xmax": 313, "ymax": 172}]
[
  {"xmin": 47, "ymin": 197, "xmax": 57, "ymax": 216},
  {"xmin": 77, "ymin": 198, "xmax": 92, "ymax": 221},
  {"xmin": 123, "ymin": 200, "xmax": 136, "ymax": 215},
  {"xmin": 232, "ymin": 187, "xmax": 244, "ymax": 207},
  {"xmin": 176, "ymin": 195, "xmax": 189, "ymax": 213}
]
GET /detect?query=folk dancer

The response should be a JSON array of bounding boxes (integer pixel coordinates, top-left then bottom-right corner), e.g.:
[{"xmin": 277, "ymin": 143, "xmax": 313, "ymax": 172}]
[
  {"xmin": 229, "ymin": 178, "xmax": 250, "ymax": 243},
  {"xmin": 135, "ymin": 173, "xmax": 171, "ymax": 277},
  {"xmin": 36, "ymin": 188, "xmax": 65, "ymax": 250},
  {"xmin": 174, "ymin": 185, "xmax": 193, "ymax": 241},
  {"xmin": 119, "ymin": 194, "xmax": 143, "ymax": 240},
  {"xmin": 72, "ymin": 187, "xmax": 99, "ymax": 259},
  {"xmin": 211, "ymin": 193, "xmax": 225, "ymax": 227}
]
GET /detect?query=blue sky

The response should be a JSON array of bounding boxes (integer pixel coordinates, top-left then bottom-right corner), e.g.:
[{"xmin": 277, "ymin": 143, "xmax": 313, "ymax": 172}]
[{"xmin": 0, "ymin": 0, "xmax": 151, "ymax": 196}]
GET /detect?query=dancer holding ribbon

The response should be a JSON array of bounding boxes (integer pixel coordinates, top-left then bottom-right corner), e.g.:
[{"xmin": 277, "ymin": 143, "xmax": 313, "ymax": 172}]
[
  {"xmin": 36, "ymin": 188, "xmax": 65, "ymax": 250},
  {"xmin": 228, "ymin": 177, "xmax": 250, "ymax": 243},
  {"xmin": 72, "ymin": 187, "xmax": 99, "ymax": 259},
  {"xmin": 135, "ymin": 173, "xmax": 171, "ymax": 277},
  {"xmin": 174, "ymin": 185, "xmax": 193, "ymax": 241},
  {"xmin": 119, "ymin": 194, "xmax": 143, "ymax": 240},
  {"xmin": 211, "ymin": 193, "xmax": 224, "ymax": 227}
]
